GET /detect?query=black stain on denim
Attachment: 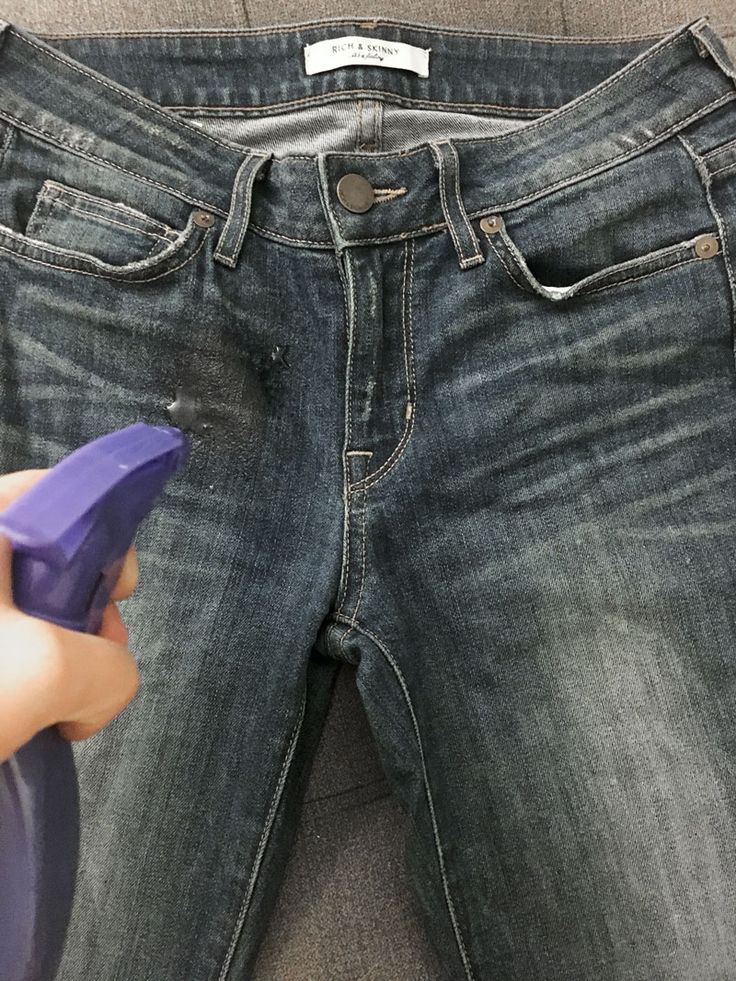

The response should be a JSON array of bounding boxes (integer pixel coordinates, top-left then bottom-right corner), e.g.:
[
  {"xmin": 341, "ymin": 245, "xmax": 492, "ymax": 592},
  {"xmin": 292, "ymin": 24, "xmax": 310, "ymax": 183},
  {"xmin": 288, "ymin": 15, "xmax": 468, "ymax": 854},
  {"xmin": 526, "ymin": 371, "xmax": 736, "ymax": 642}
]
[
  {"xmin": 166, "ymin": 385, "xmax": 214, "ymax": 435},
  {"xmin": 269, "ymin": 344, "xmax": 290, "ymax": 368},
  {"xmin": 165, "ymin": 349, "xmax": 267, "ymax": 448},
  {"xmin": 163, "ymin": 335, "xmax": 292, "ymax": 450}
]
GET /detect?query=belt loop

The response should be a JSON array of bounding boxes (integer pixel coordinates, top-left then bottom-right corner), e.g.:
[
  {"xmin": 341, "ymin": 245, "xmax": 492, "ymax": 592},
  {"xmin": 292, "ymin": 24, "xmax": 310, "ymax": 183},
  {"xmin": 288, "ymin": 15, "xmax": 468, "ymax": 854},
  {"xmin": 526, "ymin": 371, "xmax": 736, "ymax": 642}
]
[
  {"xmin": 213, "ymin": 151, "xmax": 273, "ymax": 269},
  {"xmin": 429, "ymin": 140, "xmax": 484, "ymax": 270},
  {"xmin": 688, "ymin": 16, "xmax": 736, "ymax": 82}
]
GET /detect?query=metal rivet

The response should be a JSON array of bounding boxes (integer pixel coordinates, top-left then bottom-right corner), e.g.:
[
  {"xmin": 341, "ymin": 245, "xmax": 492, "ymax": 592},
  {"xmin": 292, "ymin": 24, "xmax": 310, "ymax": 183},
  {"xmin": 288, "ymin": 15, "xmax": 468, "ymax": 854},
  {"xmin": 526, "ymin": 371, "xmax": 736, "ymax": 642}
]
[
  {"xmin": 480, "ymin": 214, "xmax": 504, "ymax": 234},
  {"xmin": 336, "ymin": 173, "xmax": 375, "ymax": 213},
  {"xmin": 694, "ymin": 233, "xmax": 720, "ymax": 258},
  {"xmin": 193, "ymin": 210, "xmax": 215, "ymax": 228}
]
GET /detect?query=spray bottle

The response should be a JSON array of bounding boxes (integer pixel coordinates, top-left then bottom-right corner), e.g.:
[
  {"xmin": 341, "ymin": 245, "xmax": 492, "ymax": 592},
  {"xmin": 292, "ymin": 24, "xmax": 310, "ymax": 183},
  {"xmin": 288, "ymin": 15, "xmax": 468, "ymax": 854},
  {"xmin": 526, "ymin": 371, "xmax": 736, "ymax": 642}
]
[{"xmin": 0, "ymin": 422, "xmax": 189, "ymax": 981}]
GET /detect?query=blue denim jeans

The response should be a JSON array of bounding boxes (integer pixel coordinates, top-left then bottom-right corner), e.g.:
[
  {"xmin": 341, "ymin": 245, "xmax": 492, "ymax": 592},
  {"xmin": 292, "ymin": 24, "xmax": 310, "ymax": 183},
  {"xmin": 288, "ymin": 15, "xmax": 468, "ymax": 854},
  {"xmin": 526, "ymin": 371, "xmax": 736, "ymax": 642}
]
[{"xmin": 2, "ymin": 14, "xmax": 736, "ymax": 980}]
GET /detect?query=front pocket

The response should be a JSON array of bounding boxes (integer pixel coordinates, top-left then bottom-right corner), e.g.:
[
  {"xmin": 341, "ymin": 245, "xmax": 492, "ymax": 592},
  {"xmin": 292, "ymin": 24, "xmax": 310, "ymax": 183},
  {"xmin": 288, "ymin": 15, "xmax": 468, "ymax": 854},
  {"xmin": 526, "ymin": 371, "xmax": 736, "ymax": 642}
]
[
  {"xmin": 25, "ymin": 180, "xmax": 181, "ymax": 267},
  {"xmin": 0, "ymin": 196, "xmax": 213, "ymax": 282},
  {"xmin": 480, "ymin": 213, "xmax": 723, "ymax": 302}
]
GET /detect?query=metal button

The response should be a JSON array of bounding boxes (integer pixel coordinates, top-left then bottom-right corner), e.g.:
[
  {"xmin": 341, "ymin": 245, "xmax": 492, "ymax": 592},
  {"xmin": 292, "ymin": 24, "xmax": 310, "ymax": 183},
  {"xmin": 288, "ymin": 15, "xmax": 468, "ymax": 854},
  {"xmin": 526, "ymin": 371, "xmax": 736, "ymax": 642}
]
[
  {"xmin": 193, "ymin": 210, "xmax": 215, "ymax": 228},
  {"xmin": 479, "ymin": 214, "xmax": 504, "ymax": 234},
  {"xmin": 694, "ymin": 233, "xmax": 719, "ymax": 258},
  {"xmin": 336, "ymin": 173, "xmax": 375, "ymax": 213}
]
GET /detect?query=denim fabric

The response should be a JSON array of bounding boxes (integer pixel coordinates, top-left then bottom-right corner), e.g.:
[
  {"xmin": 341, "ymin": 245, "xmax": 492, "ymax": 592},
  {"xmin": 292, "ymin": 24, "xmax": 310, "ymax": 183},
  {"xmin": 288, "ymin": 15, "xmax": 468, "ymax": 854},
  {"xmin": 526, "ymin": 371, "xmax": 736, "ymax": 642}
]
[{"xmin": 1, "ymin": 14, "xmax": 736, "ymax": 980}]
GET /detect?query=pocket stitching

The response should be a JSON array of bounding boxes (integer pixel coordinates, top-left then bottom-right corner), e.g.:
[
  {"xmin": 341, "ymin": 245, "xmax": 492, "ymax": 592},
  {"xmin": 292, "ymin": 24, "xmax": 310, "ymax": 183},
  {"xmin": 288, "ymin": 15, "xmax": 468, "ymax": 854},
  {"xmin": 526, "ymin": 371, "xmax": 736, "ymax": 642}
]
[
  {"xmin": 702, "ymin": 135, "xmax": 736, "ymax": 160},
  {"xmin": 143, "ymin": 233, "xmax": 167, "ymax": 259},
  {"xmin": 582, "ymin": 254, "xmax": 703, "ymax": 295},
  {"xmin": 483, "ymin": 225, "xmax": 712, "ymax": 299},
  {"xmin": 710, "ymin": 159, "xmax": 736, "ymax": 179},
  {"xmin": 26, "ymin": 193, "xmax": 56, "ymax": 241},
  {"xmin": 486, "ymin": 236, "xmax": 533, "ymax": 293},
  {"xmin": 37, "ymin": 179, "xmax": 176, "ymax": 238},
  {"xmin": 0, "ymin": 221, "xmax": 210, "ymax": 282},
  {"xmin": 43, "ymin": 194, "xmax": 175, "ymax": 243},
  {"xmin": 0, "ymin": 121, "xmax": 14, "ymax": 168}
]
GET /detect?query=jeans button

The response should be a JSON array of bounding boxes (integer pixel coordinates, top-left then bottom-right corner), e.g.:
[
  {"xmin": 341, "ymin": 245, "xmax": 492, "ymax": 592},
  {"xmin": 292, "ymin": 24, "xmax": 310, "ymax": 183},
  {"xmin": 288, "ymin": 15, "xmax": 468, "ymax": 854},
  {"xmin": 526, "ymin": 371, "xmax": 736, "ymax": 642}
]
[{"xmin": 336, "ymin": 173, "xmax": 375, "ymax": 213}]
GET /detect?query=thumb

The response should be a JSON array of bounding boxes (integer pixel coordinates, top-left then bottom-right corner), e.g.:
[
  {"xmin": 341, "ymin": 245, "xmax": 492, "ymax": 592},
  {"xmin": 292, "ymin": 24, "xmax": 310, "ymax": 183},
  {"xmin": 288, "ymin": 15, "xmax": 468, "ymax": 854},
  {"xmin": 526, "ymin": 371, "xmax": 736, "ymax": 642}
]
[
  {"xmin": 0, "ymin": 533, "xmax": 15, "ymax": 610},
  {"xmin": 0, "ymin": 468, "xmax": 51, "ymax": 610}
]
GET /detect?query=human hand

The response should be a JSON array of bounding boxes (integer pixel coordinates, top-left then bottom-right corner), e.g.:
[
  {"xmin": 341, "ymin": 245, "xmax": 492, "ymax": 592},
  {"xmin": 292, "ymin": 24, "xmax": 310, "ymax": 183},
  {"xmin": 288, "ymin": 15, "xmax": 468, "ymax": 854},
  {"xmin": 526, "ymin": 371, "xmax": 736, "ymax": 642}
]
[{"xmin": 0, "ymin": 468, "xmax": 141, "ymax": 762}]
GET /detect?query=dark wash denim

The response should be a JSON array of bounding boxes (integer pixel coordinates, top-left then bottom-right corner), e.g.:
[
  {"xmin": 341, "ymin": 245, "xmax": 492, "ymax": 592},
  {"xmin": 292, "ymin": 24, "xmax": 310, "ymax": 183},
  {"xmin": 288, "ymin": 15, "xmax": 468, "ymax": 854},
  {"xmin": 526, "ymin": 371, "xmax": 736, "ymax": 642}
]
[{"xmin": 1, "ymin": 11, "xmax": 736, "ymax": 980}]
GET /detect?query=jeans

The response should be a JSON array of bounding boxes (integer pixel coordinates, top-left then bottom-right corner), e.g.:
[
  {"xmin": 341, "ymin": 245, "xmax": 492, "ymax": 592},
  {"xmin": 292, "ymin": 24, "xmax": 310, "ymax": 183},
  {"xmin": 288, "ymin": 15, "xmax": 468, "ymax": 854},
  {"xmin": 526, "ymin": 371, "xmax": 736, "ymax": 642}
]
[{"xmin": 1, "ymin": 13, "xmax": 736, "ymax": 980}]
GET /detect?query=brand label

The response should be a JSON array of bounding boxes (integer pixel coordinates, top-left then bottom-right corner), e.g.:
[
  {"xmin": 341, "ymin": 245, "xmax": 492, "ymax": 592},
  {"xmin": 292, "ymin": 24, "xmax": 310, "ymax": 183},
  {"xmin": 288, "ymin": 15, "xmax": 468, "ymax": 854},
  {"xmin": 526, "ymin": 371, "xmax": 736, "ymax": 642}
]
[{"xmin": 304, "ymin": 35, "xmax": 430, "ymax": 77}]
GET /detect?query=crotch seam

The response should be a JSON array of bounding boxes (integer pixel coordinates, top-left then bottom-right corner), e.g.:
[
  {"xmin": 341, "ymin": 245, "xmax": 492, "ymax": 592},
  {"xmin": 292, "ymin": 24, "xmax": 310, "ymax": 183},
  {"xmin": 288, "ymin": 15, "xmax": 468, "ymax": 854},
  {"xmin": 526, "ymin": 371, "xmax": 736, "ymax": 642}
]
[{"xmin": 330, "ymin": 614, "xmax": 477, "ymax": 981}]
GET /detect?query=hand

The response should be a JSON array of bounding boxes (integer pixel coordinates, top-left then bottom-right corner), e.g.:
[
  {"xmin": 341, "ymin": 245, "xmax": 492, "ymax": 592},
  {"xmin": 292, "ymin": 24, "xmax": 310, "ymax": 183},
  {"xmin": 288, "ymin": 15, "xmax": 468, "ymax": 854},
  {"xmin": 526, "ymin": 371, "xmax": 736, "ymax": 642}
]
[{"xmin": 0, "ymin": 468, "xmax": 141, "ymax": 762}]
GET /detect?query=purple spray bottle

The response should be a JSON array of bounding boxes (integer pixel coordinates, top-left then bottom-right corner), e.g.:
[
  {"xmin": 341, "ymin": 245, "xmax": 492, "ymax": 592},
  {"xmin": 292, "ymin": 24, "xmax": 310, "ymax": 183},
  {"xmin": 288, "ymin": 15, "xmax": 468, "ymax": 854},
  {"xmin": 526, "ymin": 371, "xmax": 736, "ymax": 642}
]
[{"xmin": 0, "ymin": 422, "xmax": 189, "ymax": 981}]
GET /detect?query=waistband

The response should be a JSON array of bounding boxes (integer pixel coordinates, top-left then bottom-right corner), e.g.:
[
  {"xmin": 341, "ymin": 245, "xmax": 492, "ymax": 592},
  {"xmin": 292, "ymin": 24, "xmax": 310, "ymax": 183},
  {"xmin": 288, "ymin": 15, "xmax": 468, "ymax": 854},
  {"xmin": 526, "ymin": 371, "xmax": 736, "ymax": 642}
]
[{"xmin": 0, "ymin": 16, "xmax": 734, "ymax": 264}]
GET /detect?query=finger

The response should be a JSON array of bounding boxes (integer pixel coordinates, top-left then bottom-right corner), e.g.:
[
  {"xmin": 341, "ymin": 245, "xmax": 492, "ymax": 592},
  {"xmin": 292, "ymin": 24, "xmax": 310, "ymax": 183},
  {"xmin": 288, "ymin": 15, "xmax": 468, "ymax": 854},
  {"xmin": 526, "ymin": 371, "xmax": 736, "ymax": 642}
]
[
  {"xmin": 0, "ymin": 535, "xmax": 138, "ymax": 611},
  {"xmin": 0, "ymin": 469, "xmax": 49, "ymax": 511},
  {"xmin": 56, "ymin": 719, "xmax": 106, "ymax": 742},
  {"xmin": 97, "ymin": 600, "xmax": 130, "ymax": 646},
  {"xmin": 42, "ymin": 620, "xmax": 140, "ymax": 740},
  {"xmin": 0, "ymin": 469, "xmax": 139, "ymax": 604},
  {"xmin": 0, "ymin": 533, "xmax": 14, "ymax": 608},
  {"xmin": 0, "ymin": 471, "xmax": 51, "ymax": 609},
  {"xmin": 109, "ymin": 546, "xmax": 139, "ymax": 601},
  {"xmin": 0, "ymin": 611, "xmax": 62, "ymax": 759},
  {"xmin": 0, "ymin": 603, "xmax": 139, "ymax": 759},
  {"xmin": 0, "ymin": 610, "xmax": 138, "ymax": 759}
]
